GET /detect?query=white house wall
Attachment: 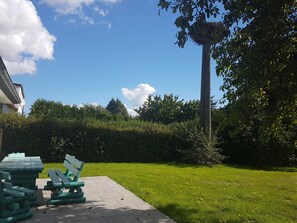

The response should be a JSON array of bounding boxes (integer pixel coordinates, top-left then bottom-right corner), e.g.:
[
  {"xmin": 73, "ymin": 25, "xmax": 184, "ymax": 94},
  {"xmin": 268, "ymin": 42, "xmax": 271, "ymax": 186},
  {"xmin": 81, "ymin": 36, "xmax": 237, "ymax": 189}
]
[{"xmin": 14, "ymin": 85, "xmax": 25, "ymax": 115}]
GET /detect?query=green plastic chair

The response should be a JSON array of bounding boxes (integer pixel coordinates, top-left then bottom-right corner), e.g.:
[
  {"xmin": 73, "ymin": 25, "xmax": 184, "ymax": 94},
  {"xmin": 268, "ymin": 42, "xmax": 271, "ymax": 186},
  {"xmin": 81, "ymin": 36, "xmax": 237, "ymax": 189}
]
[{"xmin": 0, "ymin": 171, "xmax": 33, "ymax": 223}]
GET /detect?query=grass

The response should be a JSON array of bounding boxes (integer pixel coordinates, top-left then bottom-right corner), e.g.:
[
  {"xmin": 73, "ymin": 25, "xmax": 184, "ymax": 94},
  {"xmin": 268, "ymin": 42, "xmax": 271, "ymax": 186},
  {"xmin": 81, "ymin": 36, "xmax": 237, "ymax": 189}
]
[{"xmin": 40, "ymin": 163, "xmax": 297, "ymax": 223}]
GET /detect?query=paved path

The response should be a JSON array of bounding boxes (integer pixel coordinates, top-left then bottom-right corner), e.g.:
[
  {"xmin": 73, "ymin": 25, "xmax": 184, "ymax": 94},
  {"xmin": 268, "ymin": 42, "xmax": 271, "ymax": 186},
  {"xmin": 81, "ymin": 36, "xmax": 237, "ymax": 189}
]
[{"xmin": 20, "ymin": 176, "xmax": 176, "ymax": 223}]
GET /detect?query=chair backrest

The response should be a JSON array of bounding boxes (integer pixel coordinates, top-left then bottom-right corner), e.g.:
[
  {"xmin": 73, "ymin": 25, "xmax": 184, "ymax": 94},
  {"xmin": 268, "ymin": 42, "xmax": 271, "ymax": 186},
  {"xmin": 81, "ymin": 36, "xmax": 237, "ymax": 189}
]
[{"xmin": 63, "ymin": 154, "xmax": 84, "ymax": 182}]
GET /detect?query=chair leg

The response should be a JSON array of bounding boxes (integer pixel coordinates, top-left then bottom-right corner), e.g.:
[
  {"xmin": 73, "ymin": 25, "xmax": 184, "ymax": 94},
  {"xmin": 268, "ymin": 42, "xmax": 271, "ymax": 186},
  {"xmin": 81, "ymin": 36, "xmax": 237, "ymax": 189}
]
[
  {"xmin": 0, "ymin": 210, "xmax": 32, "ymax": 223},
  {"xmin": 48, "ymin": 186, "xmax": 86, "ymax": 205}
]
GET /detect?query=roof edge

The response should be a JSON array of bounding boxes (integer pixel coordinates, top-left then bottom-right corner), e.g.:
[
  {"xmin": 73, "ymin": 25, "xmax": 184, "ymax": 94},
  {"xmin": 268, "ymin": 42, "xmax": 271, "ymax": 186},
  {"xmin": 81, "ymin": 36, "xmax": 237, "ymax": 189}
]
[{"xmin": 0, "ymin": 56, "xmax": 21, "ymax": 104}]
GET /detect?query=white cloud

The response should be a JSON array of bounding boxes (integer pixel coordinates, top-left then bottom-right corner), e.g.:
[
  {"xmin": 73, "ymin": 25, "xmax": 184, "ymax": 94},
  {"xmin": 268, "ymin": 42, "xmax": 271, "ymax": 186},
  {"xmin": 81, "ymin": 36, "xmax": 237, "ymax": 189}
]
[
  {"xmin": 41, "ymin": 0, "xmax": 121, "ymax": 25},
  {"xmin": 81, "ymin": 13, "xmax": 95, "ymax": 25},
  {"xmin": 41, "ymin": 0, "xmax": 96, "ymax": 25},
  {"xmin": 77, "ymin": 102, "xmax": 100, "ymax": 108},
  {"xmin": 90, "ymin": 102, "xmax": 100, "ymax": 107},
  {"xmin": 122, "ymin": 83, "xmax": 156, "ymax": 108},
  {"xmin": 94, "ymin": 6, "xmax": 108, "ymax": 17},
  {"xmin": 0, "ymin": 0, "xmax": 56, "ymax": 74},
  {"xmin": 126, "ymin": 107, "xmax": 139, "ymax": 117},
  {"xmin": 100, "ymin": 0, "xmax": 121, "ymax": 4},
  {"xmin": 40, "ymin": 0, "xmax": 94, "ymax": 15},
  {"xmin": 77, "ymin": 103, "xmax": 84, "ymax": 108}
]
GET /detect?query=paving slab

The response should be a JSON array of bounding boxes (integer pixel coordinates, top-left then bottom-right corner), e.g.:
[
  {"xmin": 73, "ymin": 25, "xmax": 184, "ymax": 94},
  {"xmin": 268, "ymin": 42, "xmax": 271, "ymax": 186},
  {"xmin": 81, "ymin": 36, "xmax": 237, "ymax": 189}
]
[{"xmin": 18, "ymin": 176, "xmax": 176, "ymax": 223}]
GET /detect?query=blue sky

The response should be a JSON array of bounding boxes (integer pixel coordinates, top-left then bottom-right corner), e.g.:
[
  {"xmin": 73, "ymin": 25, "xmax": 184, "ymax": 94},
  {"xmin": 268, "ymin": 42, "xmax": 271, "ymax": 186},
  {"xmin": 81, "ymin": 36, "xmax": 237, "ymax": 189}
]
[{"xmin": 1, "ymin": 0, "xmax": 223, "ymax": 115}]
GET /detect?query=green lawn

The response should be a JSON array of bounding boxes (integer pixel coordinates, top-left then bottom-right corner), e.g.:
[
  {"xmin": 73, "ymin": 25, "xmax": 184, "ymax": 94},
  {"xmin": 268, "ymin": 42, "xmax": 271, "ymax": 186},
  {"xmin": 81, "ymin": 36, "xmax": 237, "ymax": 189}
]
[{"xmin": 40, "ymin": 163, "xmax": 297, "ymax": 223}]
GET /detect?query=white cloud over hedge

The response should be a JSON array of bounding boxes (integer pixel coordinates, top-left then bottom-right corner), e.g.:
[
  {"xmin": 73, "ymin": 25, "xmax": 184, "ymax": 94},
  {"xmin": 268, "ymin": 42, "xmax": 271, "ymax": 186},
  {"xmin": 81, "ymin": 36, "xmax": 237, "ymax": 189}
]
[
  {"xmin": 0, "ymin": 0, "xmax": 56, "ymax": 74},
  {"xmin": 122, "ymin": 83, "xmax": 156, "ymax": 108}
]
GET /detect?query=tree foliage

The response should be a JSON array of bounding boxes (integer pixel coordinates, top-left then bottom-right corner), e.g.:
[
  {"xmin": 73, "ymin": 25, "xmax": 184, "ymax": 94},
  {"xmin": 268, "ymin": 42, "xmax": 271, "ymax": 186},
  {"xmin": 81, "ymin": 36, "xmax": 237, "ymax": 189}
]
[
  {"xmin": 159, "ymin": 0, "xmax": 297, "ymax": 165},
  {"xmin": 135, "ymin": 94, "xmax": 200, "ymax": 124},
  {"xmin": 182, "ymin": 99, "xmax": 200, "ymax": 121},
  {"xmin": 158, "ymin": 0, "xmax": 297, "ymax": 123},
  {"xmin": 158, "ymin": 0, "xmax": 223, "ymax": 47},
  {"xmin": 106, "ymin": 98, "xmax": 128, "ymax": 117},
  {"xmin": 213, "ymin": 1, "xmax": 297, "ymax": 133},
  {"xmin": 29, "ymin": 99, "xmax": 112, "ymax": 121},
  {"xmin": 214, "ymin": 1, "xmax": 297, "ymax": 166}
]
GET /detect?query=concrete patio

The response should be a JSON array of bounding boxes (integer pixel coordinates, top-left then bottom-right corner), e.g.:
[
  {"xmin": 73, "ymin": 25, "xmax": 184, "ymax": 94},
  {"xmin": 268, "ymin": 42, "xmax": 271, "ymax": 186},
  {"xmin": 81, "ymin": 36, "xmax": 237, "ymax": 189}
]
[{"xmin": 20, "ymin": 176, "xmax": 176, "ymax": 223}]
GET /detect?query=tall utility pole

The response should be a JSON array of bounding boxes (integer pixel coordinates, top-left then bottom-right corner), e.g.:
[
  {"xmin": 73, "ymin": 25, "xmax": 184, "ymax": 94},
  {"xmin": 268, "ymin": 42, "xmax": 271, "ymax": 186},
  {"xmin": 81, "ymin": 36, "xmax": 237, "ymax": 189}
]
[
  {"xmin": 200, "ymin": 42, "xmax": 211, "ymax": 139},
  {"xmin": 189, "ymin": 22, "xmax": 226, "ymax": 139}
]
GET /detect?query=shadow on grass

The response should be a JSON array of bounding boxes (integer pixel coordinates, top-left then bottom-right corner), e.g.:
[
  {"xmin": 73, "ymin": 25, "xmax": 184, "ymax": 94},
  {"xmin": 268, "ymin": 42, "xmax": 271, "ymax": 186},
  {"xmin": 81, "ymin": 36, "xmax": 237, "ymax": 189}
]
[
  {"xmin": 157, "ymin": 203, "xmax": 199, "ymax": 223},
  {"xmin": 157, "ymin": 203, "xmax": 253, "ymax": 223},
  {"xmin": 162, "ymin": 162, "xmax": 213, "ymax": 169},
  {"xmin": 225, "ymin": 164, "xmax": 297, "ymax": 172},
  {"xmin": 162, "ymin": 162, "xmax": 297, "ymax": 172}
]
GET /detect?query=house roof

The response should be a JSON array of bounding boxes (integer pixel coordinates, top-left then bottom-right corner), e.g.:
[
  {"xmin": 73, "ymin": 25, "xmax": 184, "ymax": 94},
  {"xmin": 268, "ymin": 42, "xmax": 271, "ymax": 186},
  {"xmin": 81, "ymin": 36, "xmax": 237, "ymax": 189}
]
[{"xmin": 0, "ymin": 56, "xmax": 21, "ymax": 104}]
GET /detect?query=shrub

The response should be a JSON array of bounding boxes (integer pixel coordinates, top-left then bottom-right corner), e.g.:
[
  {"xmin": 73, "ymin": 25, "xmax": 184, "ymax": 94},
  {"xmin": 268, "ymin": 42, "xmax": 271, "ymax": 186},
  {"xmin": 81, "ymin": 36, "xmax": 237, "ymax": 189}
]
[
  {"xmin": 0, "ymin": 114, "xmax": 178, "ymax": 163},
  {"xmin": 171, "ymin": 120, "xmax": 225, "ymax": 165},
  {"xmin": 182, "ymin": 129, "xmax": 224, "ymax": 166}
]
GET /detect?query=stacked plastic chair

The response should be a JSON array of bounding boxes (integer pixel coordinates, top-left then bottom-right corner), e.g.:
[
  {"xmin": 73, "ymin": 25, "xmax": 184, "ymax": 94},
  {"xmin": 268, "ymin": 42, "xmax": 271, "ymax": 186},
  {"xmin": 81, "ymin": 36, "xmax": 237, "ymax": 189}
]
[{"xmin": 0, "ymin": 171, "xmax": 33, "ymax": 223}]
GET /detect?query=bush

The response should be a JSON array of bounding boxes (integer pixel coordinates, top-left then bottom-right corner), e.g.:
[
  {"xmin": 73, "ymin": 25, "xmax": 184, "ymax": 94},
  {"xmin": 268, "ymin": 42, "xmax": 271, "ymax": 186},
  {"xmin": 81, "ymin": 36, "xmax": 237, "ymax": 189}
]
[
  {"xmin": 171, "ymin": 120, "xmax": 225, "ymax": 165},
  {"xmin": 218, "ymin": 116, "xmax": 297, "ymax": 167},
  {"xmin": 182, "ymin": 129, "xmax": 225, "ymax": 165},
  {"xmin": 0, "ymin": 114, "xmax": 178, "ymax": 163}
]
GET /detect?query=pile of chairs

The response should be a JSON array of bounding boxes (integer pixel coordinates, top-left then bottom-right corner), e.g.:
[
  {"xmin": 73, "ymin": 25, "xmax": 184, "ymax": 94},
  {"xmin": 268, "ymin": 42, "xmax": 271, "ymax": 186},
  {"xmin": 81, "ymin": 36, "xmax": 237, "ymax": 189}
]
[
  {"xmin": 0, "ymin": 171, "xmax": 33, "ymax": 223},
  {"xmin": 0, "ymin": 153, "xmax": 86, "ymax": 222}
]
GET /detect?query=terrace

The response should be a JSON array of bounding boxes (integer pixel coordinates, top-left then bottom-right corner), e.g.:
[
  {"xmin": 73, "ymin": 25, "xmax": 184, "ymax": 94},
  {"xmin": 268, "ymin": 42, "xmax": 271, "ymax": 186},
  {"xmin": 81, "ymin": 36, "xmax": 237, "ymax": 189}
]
[{"xmin": 24, "ymin": 176, "xmax": 176, "ymax": 223}]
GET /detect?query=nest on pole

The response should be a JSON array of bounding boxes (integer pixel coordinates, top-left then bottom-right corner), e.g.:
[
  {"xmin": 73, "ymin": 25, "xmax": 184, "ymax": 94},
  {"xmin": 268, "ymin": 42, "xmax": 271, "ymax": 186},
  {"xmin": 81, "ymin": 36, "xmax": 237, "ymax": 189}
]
[{"xmin": 189, "ymin": 21, "xmax": 227, "ymax": 45}]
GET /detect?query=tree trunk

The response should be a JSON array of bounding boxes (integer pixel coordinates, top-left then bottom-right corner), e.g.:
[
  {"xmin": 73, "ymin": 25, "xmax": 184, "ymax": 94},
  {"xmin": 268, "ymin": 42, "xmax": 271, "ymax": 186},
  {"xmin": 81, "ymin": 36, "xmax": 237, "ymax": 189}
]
[{"xmin": 200, "ymin": 43, "xmax": 211, "ymax": 139}]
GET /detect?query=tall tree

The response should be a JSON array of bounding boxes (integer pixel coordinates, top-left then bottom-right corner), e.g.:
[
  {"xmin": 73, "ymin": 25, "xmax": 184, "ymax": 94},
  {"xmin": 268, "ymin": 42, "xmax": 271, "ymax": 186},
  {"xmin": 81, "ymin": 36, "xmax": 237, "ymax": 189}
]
[
  {"xmin": 135, "ymin": 94, "xmax": 184, "ymax": 124},
  {"xmin": 106, "ymin": 98, "xmax": 128, "ymax": 117},
  {"xmin": 159, "ymin": 1, "xmax": 226, "ymax": 138},
  {"xmin": 29, "ymin": 99, "xmax": 112, "ymax": 121},
  {"xmin": 29, "ymin": 99, "xmax": 65, "ymax": 119},
  {"xmin": 158, "ymin": 0, "xmax": 297, "ymax": 165},
  {"xmin": 182, "ymin": 99, "xmax": 200, "ymax": 121},
  {"xmin": 136, "ymin": 94, "xmax": 200, "ymax": 124},
  {"xmin": 190, "ymin": 22, "xmax": 226, "ymax": 138},
  {"xmin": 158, "ymin": 0, "xmax": 296, "ymax": 131},
  {"xmin": 212, "ymin": 1, "xmax": 297, "ymax": 136},
  {"xmin": 214, "ymin": 0, "xmax": 297, "ymax": 165}
]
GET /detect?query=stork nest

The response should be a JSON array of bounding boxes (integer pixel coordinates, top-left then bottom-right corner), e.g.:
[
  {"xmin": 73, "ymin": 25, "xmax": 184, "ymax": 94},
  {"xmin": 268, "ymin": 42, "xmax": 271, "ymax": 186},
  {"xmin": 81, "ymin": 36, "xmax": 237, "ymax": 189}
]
[{"xmin": 189, "ymin": 22, "xmax": 227, "ymax": 45}]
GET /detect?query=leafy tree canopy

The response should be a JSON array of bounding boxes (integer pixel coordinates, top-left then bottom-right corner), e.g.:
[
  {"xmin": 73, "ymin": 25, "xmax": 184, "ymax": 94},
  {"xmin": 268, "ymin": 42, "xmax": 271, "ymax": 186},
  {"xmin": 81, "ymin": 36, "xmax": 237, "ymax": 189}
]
[
  {"xmin": 213, "ymin": 1, "xmax": 297, "ymax": 137},
  {"xmin": 159, "ymin": 0, "xmax": 297, "ymax": 133},
  {"xmin": 158, "ymin": 0, "xmax": 226, "ymax": 47},
  {"xmin": 29, "ymin": 99, "xmax": 112, "ymax": 121},
  {"xmin": 135, "ymin": 94, "xmax": 200, "ymax": 124},
  {"xmin": 106, "ymin": 98, "xmax": 128, "ymax": 117},
  {"xmin": 159, "ymin": 1, "xmax": 297, "ymax": 165}
]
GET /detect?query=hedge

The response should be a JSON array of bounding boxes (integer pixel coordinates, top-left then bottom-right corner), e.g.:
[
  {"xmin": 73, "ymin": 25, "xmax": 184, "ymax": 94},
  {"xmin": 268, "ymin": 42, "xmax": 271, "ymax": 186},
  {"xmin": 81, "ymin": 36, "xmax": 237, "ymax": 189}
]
[{"xmin": 0, "ymin": 114, "xmax": 181, "ymax": 163}]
